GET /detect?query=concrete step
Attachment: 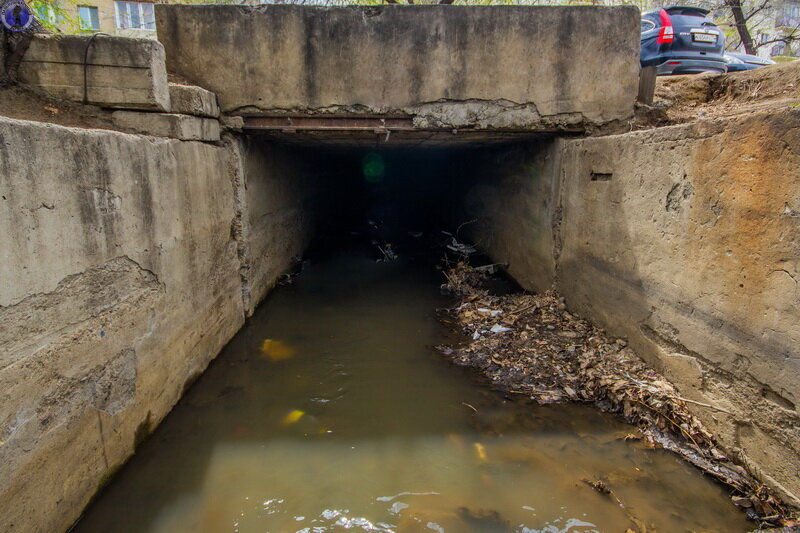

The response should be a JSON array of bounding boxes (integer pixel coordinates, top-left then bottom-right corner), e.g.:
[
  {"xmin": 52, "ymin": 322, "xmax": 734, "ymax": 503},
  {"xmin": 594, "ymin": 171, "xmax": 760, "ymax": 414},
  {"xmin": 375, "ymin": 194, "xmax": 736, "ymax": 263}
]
[
  {"xmin": 168, "ymin": 83, "xmax": 219, "ymax": 118},
  {"xmin": 112, "ymin": 110, "xmax": 220, "ymax": 141}
]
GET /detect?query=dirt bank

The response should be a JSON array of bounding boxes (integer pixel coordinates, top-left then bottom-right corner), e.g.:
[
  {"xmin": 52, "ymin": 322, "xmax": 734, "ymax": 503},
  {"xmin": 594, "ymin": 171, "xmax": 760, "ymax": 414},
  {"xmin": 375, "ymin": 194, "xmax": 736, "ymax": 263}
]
[
  {"xmin": 0, "ymin": 85, "xmax": 115, "ymax": 130},
  {"xmin": 628, "ymin": 60, "xmax": 800, "ymax": 132}
]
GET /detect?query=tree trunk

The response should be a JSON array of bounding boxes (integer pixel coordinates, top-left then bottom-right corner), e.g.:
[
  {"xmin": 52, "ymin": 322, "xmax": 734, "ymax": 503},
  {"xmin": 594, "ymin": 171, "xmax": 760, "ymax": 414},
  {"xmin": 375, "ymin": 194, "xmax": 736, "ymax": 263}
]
[
  {"xmin": 726, "ymin": 0, "xmax": 756, "ymax": 54},
  {"xmin": 0, "ymin": 23, "xmax": 34, "ymax": 87}
]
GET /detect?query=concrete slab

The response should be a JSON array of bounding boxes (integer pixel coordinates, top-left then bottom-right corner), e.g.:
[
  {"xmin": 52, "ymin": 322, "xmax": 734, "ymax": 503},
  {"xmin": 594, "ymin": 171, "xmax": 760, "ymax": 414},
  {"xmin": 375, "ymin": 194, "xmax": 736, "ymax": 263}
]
[
  {"xmin": 112, "ymin": 110, "xmax": 220, "ymax": 141},
  {"xmin": 155, "ymin": 5, "xmax": 640, "ymax": 132},
  {"xmin": 19, "ymin": 34, "xmax": 170, "ymax": 111},
  {"xmin": 168, "ymin": 83, "xmax": 220, "ymax": 118}
]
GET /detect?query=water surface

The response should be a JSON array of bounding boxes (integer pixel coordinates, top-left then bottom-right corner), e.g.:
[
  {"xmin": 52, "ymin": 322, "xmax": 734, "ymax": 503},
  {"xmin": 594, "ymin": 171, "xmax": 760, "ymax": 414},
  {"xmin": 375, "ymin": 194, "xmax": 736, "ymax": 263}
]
[{"xmin": 76, "ymin": 249, "xmax": 750, "ymax": 532}]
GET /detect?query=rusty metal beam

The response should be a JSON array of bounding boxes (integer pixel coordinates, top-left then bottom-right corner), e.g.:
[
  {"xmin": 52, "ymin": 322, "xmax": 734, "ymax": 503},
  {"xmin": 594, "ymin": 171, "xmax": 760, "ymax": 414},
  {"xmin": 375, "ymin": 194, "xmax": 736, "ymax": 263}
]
[{"xmin": 242, "ymin": 115, "xmax": 415, "ymax": 132}]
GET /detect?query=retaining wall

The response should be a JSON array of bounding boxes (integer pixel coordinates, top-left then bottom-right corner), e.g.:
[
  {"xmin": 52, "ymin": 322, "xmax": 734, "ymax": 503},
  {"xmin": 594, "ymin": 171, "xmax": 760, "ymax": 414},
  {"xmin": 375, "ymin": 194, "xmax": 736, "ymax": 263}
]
[
  {"xmin": 18, "ymin": 35, "xmax": 170, "ymax": 111},
  {"xmin": 0, "ymin": 118, "xmax": 319, "ymax": 532},
  {"xmin": 460, "ymin": 141, "xmax": 561, "ymax": 292},
  {"xmin": 464, "ymin": 109, "xmax": 800, "ymax": 505}
]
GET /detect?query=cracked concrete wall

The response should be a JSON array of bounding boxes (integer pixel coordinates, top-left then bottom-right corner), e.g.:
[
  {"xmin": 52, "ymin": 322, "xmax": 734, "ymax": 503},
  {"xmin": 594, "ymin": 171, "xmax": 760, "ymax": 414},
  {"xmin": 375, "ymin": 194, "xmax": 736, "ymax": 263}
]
[
  {"xmin": 0, "ymin": 117, "xmax": 246, "ymax": 533},
  {"xmin": 466, "ymin": 108, "xmax": 800, "ymax": 506},
  {"xmin": 556, "ymin": 109, "xmax": 800, "ymax": 506},
  {"xmin": 154, "ymin": 5, "xmax": 640, "ymax": 131}
]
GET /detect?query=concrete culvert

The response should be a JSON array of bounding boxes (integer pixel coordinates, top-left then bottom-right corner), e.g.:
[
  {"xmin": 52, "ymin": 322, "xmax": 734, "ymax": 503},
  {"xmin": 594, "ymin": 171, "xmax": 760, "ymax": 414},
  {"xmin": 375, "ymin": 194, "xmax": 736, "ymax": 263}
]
[{"xmin": 2, "ymin": 4, "xmax": 800, "ymax": 532}]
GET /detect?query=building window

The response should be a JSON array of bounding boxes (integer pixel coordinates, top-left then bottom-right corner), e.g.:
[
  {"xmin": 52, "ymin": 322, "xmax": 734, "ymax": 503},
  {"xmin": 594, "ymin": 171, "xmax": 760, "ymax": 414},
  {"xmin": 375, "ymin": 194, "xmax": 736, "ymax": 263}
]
[
  {"xmin": 115, "ymin": 1, "xmax": 155, "ymax": 30},
  {"xmin": 78, "ymin": 5, "xmax": 100, "ymax": 31},
  {"xmin": 35, "ymin": 3, "xmax": 56, "ymax": 24}
]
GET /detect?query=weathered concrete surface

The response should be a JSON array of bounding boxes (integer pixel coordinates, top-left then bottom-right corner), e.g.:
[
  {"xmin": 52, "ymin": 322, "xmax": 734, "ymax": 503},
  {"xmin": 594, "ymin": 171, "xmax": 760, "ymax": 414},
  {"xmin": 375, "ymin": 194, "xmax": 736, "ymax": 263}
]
[
  {"xmin": 0, "ymin": 118, "xmax": 244, "ymax": 532},
  {"xmin": 19, "ymin": 34, "xmax": 170, "ymax": 111},
  {"xmin": 466, "ymin": 109, "xmax": 800, "ymax": 505},
  {"xmin": 168, "ymin": 83, "xmax": 220, "ymax": 118},
  {"xmin": 460, "ymin": 142, "xmax": 561, "ymax": 292},
  {"xmin": 112, "ymin": 110, "xmax": 221, "ymax": 141},
  {"xmin": 231, "ymin": 137, "xmax": 320, "ymax": 316},
  {"xmin": 557, "ymin": 110, "xmax": 800, "ymax": 505},
  {"xmin": 155, "ymin": 5, "xmax": 640, "ymax": 131}
]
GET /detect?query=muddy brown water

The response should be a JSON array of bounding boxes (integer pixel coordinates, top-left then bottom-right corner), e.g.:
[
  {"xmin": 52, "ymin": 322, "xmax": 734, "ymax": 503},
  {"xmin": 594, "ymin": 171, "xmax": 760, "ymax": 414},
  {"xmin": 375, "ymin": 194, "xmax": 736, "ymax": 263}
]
[{"xmin": 74, "ymin": 249, "xmax": 751, "ymax": 533}]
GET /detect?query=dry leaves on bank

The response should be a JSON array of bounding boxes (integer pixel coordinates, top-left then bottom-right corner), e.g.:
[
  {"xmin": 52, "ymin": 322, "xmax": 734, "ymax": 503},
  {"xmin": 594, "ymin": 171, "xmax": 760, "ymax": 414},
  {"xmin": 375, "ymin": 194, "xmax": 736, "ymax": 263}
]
[{"xmin": 437, "ymin": 261, "xmax": 796, "ymax": 528}]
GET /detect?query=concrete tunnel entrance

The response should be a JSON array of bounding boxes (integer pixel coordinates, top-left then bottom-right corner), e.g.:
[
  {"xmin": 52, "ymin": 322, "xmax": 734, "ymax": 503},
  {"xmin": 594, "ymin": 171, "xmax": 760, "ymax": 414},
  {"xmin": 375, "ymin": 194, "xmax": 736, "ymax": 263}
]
[{"xmin": 237, "ymin": 129, "xmax": 554, "ymax": 285}]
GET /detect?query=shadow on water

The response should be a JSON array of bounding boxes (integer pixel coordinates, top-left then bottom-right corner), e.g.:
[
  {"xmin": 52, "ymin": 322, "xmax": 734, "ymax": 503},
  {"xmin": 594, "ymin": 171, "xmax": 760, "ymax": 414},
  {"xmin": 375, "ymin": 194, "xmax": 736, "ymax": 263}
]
[{"xmin": 75, "ymin": 146, "xmax": 750, "ymax": 532}]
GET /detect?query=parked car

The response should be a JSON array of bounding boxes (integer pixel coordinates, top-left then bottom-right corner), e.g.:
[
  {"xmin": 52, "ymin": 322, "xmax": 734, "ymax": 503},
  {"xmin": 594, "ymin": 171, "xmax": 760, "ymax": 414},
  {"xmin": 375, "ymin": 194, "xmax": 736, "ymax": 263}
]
[
  {"xmin": 641, "ymin": 6, "xmax": 727, "ymax": 75},
  {"xmin": 724, "ymin": 52, "xmax": 776, "ymax": 72}
]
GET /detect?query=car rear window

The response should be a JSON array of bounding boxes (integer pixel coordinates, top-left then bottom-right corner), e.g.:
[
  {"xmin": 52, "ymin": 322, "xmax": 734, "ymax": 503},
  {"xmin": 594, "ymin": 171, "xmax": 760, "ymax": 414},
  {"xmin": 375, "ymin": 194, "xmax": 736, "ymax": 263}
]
[
  {"xmin": 662, "ymin": 7, "xmax": 715, "ymax": 28},
  {"xmin": 669, "ymin": 14, "xmax": 715, "ymax": 27}
]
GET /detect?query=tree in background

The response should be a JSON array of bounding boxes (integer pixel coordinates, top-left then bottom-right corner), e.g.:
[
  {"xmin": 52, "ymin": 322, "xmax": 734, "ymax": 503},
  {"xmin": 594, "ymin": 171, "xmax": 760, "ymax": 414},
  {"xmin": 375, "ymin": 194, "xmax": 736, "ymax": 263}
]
[
  {"xmin": 0, "ymin": 0, "xmax": 44, "ymax": 86},
  {"xmin": 717, "ymin": 0, "xmax": 799, "ymax": 55}
]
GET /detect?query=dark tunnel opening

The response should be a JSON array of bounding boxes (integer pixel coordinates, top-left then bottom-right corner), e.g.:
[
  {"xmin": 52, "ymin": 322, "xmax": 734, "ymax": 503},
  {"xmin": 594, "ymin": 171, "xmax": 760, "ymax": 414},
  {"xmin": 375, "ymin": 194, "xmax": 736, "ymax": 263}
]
[{"xmin": 306, "ymin": 146, "xmax": 470, "ymax": 264}]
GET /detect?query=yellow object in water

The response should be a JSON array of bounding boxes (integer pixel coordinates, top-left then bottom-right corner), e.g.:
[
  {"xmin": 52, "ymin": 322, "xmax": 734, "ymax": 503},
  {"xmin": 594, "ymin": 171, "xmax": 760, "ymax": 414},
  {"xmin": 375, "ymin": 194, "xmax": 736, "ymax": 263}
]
[
  {"xmin": 260, "ymin": 339, "xmax": 295, "ymax": 361},
  {"xmin": 474, "ymin": 442, "xmax": 488, "ymax": 462},
  {"xmin": 282, "ymin": 409, "xmax": 305, "ymax": 425}
]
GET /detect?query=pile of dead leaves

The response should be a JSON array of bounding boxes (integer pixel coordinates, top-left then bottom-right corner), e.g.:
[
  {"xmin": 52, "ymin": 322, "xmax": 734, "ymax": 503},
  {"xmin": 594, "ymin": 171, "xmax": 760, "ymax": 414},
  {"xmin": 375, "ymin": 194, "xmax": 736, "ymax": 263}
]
[{"xmin": 437, "ymin": 260, "xmax": 797, "ymax": 528}]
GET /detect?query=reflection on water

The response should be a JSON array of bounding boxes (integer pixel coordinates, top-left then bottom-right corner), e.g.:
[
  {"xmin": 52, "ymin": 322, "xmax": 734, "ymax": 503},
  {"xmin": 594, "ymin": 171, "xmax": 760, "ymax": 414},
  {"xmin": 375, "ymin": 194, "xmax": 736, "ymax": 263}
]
[{"xmin": 75, "ymin": 250, "xmax": 750, "ymax": 533}]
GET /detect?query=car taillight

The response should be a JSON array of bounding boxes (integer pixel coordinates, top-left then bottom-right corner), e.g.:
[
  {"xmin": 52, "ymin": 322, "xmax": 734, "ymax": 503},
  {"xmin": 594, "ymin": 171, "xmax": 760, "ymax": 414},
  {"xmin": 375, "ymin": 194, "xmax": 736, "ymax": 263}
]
[{"xmin": 657, "ymin": 9, "xmax": 674, "ymax": 44}]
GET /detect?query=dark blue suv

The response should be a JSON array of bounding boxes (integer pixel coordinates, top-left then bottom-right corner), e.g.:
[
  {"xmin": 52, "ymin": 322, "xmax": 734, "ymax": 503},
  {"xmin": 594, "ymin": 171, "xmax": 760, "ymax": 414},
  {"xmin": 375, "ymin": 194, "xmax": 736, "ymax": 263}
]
[{"xmin": 641, "ymin": 6, "xmax": 727, "ymax": 75}]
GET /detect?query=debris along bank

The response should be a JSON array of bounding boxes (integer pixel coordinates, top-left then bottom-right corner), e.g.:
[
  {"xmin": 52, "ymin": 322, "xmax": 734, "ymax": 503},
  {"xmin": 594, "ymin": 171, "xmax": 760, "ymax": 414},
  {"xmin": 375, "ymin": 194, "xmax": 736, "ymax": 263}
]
[{"xmin": 438, "ymin": 260, "xmax": 797, "ymax": 528}]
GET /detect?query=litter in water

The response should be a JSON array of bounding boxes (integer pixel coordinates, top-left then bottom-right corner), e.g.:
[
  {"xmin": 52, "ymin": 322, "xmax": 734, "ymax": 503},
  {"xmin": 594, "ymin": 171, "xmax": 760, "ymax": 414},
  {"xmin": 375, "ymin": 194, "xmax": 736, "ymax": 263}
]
[{"xmin": 260, "ymin": 339, "xmax": 295, "ymax": 361}]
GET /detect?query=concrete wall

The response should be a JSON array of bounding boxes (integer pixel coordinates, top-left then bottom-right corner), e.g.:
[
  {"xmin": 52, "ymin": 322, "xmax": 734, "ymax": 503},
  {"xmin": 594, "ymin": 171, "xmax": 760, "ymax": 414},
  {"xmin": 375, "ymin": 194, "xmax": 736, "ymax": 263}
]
[
  {"xmin": 465, "ymin": 109, "xmax": 800, "ymax": 505},
  {"xmin": 233, "ymin": 137, "xmax": 320, "ymax": 316},
  {"xmin": 155, "ymin": 5, "xmax": 640, "ymax": 131},
  {"xmin": 558, "ymin": 110, "xmax": 800, "ymax": 505},
  {"xmin": 0, "ymin": 119, "xmax": 319, "ymax": 531},
  {"xmin": 460, "ymin": 142, "xmax": 561, "ymax": 292}
]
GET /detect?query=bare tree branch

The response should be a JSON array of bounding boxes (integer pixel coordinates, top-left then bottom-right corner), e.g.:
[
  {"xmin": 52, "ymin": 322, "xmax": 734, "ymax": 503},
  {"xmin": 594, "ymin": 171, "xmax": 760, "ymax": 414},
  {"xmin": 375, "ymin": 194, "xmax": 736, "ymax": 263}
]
[
  {"xmin": 743, "ymin": 0, "xmax": 771, "ymax": 22},
  {"xmin": 725, "ymin": 0, "xmax": 756, "ymax": 54}
]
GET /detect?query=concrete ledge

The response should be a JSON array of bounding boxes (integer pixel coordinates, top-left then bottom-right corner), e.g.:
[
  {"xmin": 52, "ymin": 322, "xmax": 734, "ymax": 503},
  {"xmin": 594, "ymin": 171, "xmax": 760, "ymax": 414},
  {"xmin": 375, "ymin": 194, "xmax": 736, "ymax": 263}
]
[
  {"xmin": 112, "ymin": 111, "xmax": 220, "ymax": 141},
  {"xmin": 19, "ymin": 34, "xmax": 170, "ymax": 111},
  {"xmin": 169, "ymin": 83, "xmax": 219, "ymax": 118}
]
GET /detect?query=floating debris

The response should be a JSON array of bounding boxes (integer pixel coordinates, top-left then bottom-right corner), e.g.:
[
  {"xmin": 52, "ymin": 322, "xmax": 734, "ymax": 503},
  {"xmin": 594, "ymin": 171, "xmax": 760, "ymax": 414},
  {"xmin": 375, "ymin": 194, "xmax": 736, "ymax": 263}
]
[
  {"xmin": 282, "ymin": 409, "xmax": 305, "ymax": 425},
  {"xmin": 473, "ymin": 442, "xmax": 488, "ymax": 463},
  {"xmin": 442, "ymin": 231, "xmax": 477, "ymax": 255},
  {"xmin": 437, "ymin": 260, "xmax": 797, "ymax": 527},
  {"xmin": 260, "ymin": 339, "xmax": 295, "ymax": 361},
  {"xmin": 376, "ymin": 243, "xmax": 398, "ymax": 262}
]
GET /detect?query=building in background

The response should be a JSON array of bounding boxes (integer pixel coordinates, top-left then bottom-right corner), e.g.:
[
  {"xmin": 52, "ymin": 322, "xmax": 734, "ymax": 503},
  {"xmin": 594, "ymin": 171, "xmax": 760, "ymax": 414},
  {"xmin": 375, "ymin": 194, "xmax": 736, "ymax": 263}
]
[
  {"xmin": 31, "ymin": 0, "xmax": 157, "ymax": 38},
  {"xmin": 766, "ymin": 0, "xmax": 800, "ymax": 56}
]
